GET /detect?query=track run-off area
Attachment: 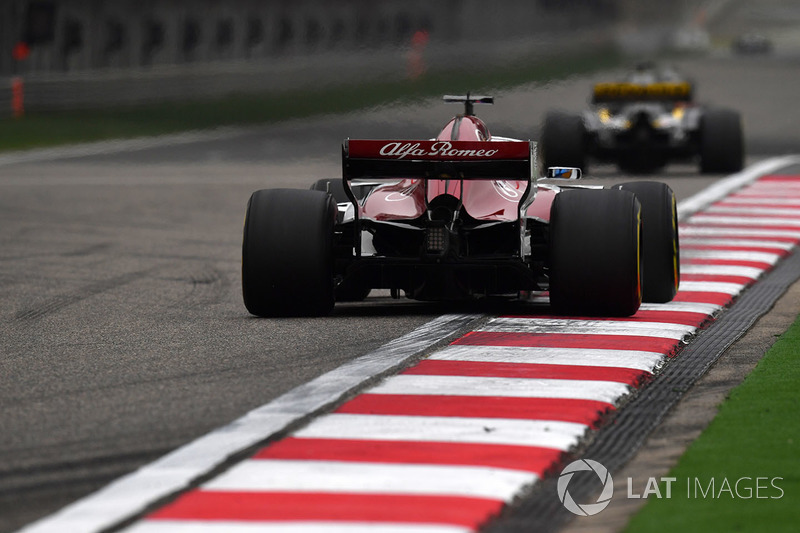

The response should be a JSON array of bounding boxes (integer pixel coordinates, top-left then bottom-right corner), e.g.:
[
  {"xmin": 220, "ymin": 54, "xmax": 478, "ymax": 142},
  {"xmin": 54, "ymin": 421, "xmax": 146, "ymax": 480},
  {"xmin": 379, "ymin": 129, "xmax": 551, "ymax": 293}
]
[{"xmin": 3, "ymin": 54, "xmax": 800, "ymax": 532}]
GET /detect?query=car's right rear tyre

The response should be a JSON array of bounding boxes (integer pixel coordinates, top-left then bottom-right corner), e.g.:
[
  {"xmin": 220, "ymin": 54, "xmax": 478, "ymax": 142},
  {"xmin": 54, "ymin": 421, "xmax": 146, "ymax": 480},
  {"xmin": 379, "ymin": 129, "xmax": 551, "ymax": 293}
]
[
  {"xmin": 540, "ymin": 111, "xmax": 587, "ymax": 171},
  {"xmin": 615, "ymin": 181, "xmax": 679, "ymax": 303},
  {"xmin": 549, "ymin": 189, "xmax": 642, "ymax": 316},
  {"xmin": 242, "ymin": 188, "xmax": 336, "ymax": 317},
  {"xmin": 699, "ymin": 108, "xmax": 744, "ymax": 174}
]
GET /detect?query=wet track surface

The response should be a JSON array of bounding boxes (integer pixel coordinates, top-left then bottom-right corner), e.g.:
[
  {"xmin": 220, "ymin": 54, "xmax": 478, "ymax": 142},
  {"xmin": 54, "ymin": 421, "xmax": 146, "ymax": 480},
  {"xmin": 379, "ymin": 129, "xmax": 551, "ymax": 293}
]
[{"xmin": 2, "ymin": 54, "xmax": 800, "ymax": 531}]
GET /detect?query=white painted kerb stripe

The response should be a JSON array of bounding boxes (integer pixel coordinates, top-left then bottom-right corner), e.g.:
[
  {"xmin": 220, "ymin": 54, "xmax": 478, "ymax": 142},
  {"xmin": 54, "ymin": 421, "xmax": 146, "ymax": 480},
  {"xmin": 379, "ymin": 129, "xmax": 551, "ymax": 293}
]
[
  {"xmin": 679, "ymin": 226, "xmax": 800, "ymax": 239},
  {"xmin": 680, "ymin": 238, "xmax": 795, "ymax": 251},
  {"xmin": 678, "ymin": 281, "xmax": 745, "ymax": 295},
  {"xmin": 719, "ymin": 197, "xmax": 800, "ymax": 206},
  {"xmin": 638, "ymin": 302, "xmax": 722, "ymax": 315},
  {"xmin": 205, "ymin": 460, "xmax": 535, "ymax": 501},
  {"xmin": 478, "ymin": 321, "xmax": 690, "ymax": 340},
  {"xmin": 680, "ymin": 250, "xmax": 781, "ymax": 263},
  {"xmin": 486, "ymin": 317, "xmax": 697, "ymax": 337},
  {"xmin": 126, "ymin": 522, "xmax": 473, "ymax": 533},
  {"xmin": 372, "ymin": 375, "xmax": 630, "ymax": 403},
  {"xmin": 431, "ymin": 345, "xmax": 664, "ymax": 372},
  {"xmin": 706, "ymin": 206, "xmax": 800, "ymax": 216},
  {"xmin": 688, "ymin": 215, "xmax": 800, "ymax": 227},
  {"xmin": 680, "ymin": 264, "xmax": 764, "ymax": 279},
  {"xmin": 296, "ymin": 414, "xmax": 587, "ymax": 450}
]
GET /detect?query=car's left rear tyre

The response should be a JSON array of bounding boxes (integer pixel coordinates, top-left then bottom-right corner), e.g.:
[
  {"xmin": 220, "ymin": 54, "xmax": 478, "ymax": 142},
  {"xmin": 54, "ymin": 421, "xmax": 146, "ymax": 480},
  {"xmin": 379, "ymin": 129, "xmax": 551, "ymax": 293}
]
[
  {"xmin": 242, "ymin": 188, "xmax": 336, "ymax": 317},
  {"xmin": 549, "ymin": 188, "xmax": 642, "ymax": 317},
  {"xmin": 615, "ymin": 181, "xmax": 680, "ymax": 303}
]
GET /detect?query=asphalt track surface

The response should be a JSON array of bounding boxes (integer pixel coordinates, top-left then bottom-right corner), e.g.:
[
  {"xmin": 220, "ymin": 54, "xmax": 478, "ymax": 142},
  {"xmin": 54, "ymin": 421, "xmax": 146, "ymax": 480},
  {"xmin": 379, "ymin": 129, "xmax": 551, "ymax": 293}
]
[{"xmin": 2, "ymin": 54, "xmax": 800, "ymax": 532}]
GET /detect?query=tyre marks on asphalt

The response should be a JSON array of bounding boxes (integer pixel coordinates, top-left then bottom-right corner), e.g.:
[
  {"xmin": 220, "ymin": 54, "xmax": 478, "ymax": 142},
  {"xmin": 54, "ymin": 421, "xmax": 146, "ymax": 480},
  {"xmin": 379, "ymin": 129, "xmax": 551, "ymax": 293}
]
[
  {"xmin": 18, "ymin": 165, "xmax": 800, "ymax": 533},
  {"xmin": 123, "ymin": 173, "xmax": 800, "ymax": 533},
  {"xmin": 14, "ymin": 269, "xmax": 154, "ymax": 322}
]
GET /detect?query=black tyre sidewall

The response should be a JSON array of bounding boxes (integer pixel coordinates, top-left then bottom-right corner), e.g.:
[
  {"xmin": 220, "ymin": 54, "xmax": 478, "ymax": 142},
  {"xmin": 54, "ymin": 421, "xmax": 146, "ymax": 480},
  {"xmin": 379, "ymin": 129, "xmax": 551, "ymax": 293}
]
[
  {"xmin": 616, "ymin": 181, "xmax": 680, "ymax": 303},
  {"xmin": 700, "ymin": 109, "xmax": 744, "ymax": 174},
  {"xmin": 242, "ymin": 189, "xmax": 335, "ymax": 317},
  {"xmin": 549, "ymin": 189, "xmax": 642, "ymax": 316},
  {"xmin": 541, "ymin": 111, "xmax": 587, "ymax": 170}
]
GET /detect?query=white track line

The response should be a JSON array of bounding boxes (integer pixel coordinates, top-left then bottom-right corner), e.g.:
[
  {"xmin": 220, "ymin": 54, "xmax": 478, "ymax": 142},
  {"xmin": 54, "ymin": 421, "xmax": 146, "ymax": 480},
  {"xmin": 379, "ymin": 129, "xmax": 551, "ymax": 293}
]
[
  {"xmin": 19, "ymin": 156, "xmax": 798, "ymax": 533},
  {"xmin": 676, "ymin": 156, "xmax": 800, "ymax": 219},
  {"xmin": 0, "ymin": 128, "xmax": 253, "ymax": 167}
]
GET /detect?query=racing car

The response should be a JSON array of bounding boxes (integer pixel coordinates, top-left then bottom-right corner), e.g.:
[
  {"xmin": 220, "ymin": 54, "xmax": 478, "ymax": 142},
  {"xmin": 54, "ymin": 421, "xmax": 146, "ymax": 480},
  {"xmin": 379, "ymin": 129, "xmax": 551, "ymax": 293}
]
[
  {"xmin": 242, "ymin": 94, "xmax": 679, "ymax": 317},
  {"xmin": 540, "ymin": 64, "xmax": 744, "ymax": 174}
]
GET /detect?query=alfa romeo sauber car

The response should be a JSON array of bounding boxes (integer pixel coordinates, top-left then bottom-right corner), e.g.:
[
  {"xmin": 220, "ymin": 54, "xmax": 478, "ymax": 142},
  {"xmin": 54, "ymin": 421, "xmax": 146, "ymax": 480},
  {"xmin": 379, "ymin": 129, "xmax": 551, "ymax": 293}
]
[
  {"xmin": 540, "ymin": 65, "xmax": 744, "ymax": 174},
  {"xmin": 243, "ymin": 95, "xmax": 679, "ymax": 317}
]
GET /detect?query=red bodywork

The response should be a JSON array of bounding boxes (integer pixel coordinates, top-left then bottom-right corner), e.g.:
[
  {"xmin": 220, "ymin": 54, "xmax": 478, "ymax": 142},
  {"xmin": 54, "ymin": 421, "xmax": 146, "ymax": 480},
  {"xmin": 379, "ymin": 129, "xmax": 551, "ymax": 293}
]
[{"xmin": 361, "ymin": 115, "xmax": 555, "ymax": 222}]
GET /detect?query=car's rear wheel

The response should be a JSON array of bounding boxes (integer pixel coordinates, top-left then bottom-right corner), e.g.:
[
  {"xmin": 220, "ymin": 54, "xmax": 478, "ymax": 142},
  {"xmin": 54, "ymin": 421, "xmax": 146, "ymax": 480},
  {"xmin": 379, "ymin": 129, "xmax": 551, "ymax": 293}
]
[
  {"xmin": 540, "ymin": 111, "xmax": 587, "ymax": 171},
  {"xmin": 242, "ymin": 188, "xmax": 336, "ymax": 317},
  {"xmin": 699, "ymin": 108, "xmax": 744, "ymax": 174},
  {"xmin": 615, "ymin": 181, "xmax": 679, "ymax": 303},
  {"xmin": 549, "ymin": 189, "xmax": 642, "ymax": 316}
]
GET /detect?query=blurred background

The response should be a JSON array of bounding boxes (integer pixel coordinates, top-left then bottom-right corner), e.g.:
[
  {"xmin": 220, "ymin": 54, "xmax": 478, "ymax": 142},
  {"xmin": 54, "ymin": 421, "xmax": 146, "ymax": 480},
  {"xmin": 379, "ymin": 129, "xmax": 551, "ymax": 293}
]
[{"xmin": 0, "ymin": 0, "xmax": 796, "ymax": 113}]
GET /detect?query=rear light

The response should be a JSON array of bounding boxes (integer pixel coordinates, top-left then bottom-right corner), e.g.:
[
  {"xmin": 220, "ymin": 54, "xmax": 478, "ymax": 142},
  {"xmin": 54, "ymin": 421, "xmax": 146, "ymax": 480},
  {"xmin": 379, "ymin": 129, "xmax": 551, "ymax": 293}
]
[{"xmin": 425, "ymin": 226, "xmax": 448, "ymax": 254}]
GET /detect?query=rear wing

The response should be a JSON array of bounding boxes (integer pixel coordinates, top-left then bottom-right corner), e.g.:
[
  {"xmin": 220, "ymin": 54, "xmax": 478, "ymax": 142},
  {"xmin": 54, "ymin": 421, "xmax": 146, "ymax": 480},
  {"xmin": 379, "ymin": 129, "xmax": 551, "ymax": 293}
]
[
  {"xmin": 342, "ymin": 139, "xmax": 534, "ymax": 181},
  {"xmin": 341, "ymin": 139, "xmax": 537, "ymax": 257},
  {"xmin": 592, "ymin": 81, "xmax": 693, "ymax": 104}
]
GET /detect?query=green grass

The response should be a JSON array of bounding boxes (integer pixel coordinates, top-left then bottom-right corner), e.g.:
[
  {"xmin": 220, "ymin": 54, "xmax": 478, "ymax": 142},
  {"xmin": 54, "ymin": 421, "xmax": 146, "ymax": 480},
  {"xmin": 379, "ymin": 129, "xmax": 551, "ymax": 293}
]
[
  {"xmin": 0, "ymin": 48, "xmax": 621, "ymax": 153},
  {"xmin": 624, "ymin": 313, "xmax": 800, "ymax": 532}
]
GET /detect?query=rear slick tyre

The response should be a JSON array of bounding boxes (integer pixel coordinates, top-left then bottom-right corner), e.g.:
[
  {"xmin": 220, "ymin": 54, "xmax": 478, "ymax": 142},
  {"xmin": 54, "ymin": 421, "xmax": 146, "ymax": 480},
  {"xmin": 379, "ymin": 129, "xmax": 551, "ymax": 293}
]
[
  {"xmin": 549, "ymin": 189, "xmax": 642, "ymax": 317},
  {"xmin": 541, "ymin": 111, "xmax": 587, "ymax": 171},
  {"xmin": 242, "ymin": 189, "xmax": 336, "ymax": 317},
  {"xmin": 615, "ymin": 181, "xmax": 679, "ymax": 303},
  {"xmin": 699, "ymin": 108, "xmax": 744, "ymax": 174}
]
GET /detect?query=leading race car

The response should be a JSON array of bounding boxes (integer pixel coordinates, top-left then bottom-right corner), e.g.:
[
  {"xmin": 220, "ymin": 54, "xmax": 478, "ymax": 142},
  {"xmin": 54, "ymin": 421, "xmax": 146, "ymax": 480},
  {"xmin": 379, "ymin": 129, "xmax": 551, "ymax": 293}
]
[
  {"xmin": 540, "ymin": 64, "xmax": 744, "ymax": 174},
  {"xmin": 242, "ymin": 94, "xmax": 679, "ymax": 317}
]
